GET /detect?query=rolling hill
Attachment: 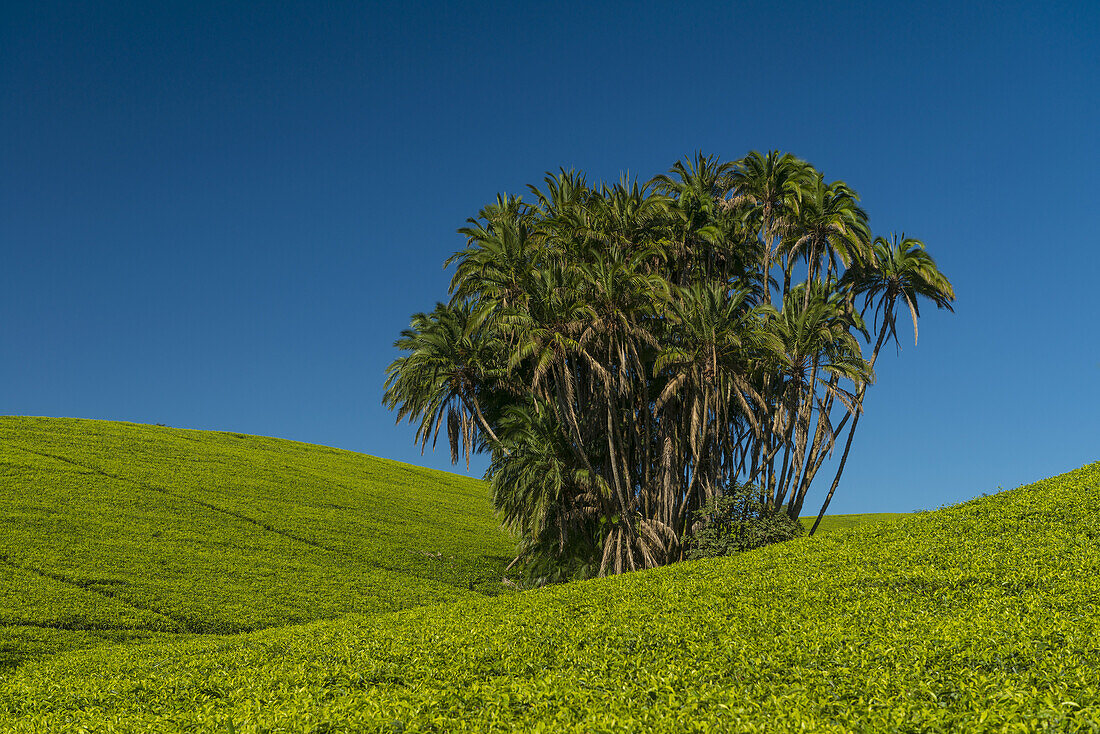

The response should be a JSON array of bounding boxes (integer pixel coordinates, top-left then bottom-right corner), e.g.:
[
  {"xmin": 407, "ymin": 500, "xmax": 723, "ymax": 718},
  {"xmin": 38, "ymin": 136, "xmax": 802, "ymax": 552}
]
[{"xmin": 0, "ymin": 416, "xmax": 516, "ymax": 668}]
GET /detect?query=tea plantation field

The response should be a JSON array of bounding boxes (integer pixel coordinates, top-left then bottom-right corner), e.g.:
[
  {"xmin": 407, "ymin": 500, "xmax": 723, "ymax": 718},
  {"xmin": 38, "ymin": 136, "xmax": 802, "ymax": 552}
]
[
  {"xmin": 0, "ymin": 417, "xmax": 517, "ymax": 669},
  {"xmin": 2, "ymin": 418, "xmax": 1097, "ymax": 731}
]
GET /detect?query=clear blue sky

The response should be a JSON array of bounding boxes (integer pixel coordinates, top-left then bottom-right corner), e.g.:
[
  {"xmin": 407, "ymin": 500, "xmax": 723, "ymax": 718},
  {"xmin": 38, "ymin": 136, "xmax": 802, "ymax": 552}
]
[{"xmin": 2, "ymin": 1, "xmax": 1097, "ymax": 514}]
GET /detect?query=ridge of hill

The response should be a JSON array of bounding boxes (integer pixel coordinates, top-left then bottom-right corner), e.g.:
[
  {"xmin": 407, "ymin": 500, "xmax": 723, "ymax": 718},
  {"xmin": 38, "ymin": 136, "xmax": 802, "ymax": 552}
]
[
  {"xmin": 1, "ymin": 436, "xmax": 1097, "ymax": 730},
  {"xmin": 0, "ymin": 416, "xmax": 516, "ymax": 668}
]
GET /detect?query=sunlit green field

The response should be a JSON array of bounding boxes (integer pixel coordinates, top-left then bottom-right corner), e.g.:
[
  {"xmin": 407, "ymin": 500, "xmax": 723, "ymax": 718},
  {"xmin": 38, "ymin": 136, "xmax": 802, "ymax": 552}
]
[
  {"xmin": 2, "ymin": 417, "xmax": 1097, "ymax": 732},
  {"xmin": 0, "ymin": 417, "xmax": 516, "ymax": 669}
]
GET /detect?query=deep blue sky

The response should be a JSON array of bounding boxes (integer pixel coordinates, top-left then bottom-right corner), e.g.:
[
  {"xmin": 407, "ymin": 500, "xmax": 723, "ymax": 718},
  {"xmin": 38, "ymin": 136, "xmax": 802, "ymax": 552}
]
[{"xmin": 3, "ymin": 1, "xmax": 1097, "ymax": 513}]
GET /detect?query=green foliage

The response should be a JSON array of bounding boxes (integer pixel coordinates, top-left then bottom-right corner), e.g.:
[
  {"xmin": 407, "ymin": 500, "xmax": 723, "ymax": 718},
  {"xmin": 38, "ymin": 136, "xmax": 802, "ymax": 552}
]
[
  {"xmin": 0, "ymin": 417, "xmax": 516, "ymax": 667},
  {"xmin": 687, "ymin": 484, "xmax": 804, "ymax": 559},
  {"xmin": 1, "ymin": 461, "xmax": 1098, "ymax": 731}
]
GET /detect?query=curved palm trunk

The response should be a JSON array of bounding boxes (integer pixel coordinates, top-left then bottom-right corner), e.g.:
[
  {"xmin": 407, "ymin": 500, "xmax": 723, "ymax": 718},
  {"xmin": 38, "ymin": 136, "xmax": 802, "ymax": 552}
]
[
  {"xmin": 463, "ymin": 394, "xmax": 502, "ymax": 447},
  {"xmin": 808, "ymin": 301, "xmax": 892, "ymax": 535},
  {"xmin": 808, "ymin": 398, "xmax": 862, "ymax": 535}
]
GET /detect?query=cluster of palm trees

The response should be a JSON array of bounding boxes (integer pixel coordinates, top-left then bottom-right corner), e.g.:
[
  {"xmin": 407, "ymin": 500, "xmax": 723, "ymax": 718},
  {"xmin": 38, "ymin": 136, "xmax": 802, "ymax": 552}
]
[{"xmin": 384, "ymin": 151, "xmax": 954, "ymax": 581}]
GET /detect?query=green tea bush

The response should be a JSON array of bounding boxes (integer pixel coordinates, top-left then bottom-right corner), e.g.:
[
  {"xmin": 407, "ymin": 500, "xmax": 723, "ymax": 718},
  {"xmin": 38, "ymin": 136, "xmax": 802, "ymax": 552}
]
[
  {"xmin": 687, "ymin": 483, "xmax": 804, "ymax": 559},
  {"xmin": 1, "ymin": 459, "xmax": 1098, "ymax": 731}
]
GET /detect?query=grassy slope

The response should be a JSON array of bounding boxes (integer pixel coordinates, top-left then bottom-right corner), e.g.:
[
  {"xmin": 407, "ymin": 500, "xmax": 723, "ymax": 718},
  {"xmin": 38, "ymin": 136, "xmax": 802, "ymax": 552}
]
[
  {"xmin": 0, "ymin": 417, "xmax": 516, "ymax": 667},
  {"xmin": 2, "ymin": 460, "xmax": 1098, "ymax": 731}
]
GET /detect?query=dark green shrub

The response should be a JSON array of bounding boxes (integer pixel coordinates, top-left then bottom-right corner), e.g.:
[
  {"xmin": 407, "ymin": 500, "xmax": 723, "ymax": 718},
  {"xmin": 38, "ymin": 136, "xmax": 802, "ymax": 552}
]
[{"xmin": 687, "ymin": 483, "xmax": 804, "ymax": 559}]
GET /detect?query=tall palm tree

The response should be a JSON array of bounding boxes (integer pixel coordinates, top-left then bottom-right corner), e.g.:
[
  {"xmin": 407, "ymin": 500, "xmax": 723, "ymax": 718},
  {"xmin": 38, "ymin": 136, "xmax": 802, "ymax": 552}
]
[
  {"xmin": 808, "ymin": 235, "xmax": 955, "ymax": 534},
  {"xmin": 446, "ymin": 194, "xmax": 537, "ymax": 309},
  {"xmin": 781, "ymin": 172, "xmax": 870, "ymax": 300},
  {"xmin": 653, "ymin": 281, "xmax": 775, "ymax": 536}
]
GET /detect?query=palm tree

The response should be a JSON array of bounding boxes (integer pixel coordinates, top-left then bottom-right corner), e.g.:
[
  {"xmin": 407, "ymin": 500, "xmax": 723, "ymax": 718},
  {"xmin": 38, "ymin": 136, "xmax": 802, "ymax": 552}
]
[
  {"xmin": 487, "ymin": 402, "xmax": 604, "ymax": 582},
  {"xmin": 756, "ymin": 176, "xmax": 872, "ymax": 516},
  {"xmin": 781, "ymin": 172, "xmax": 870, "ymax": 300},
  {"xmin": 382, "ymin": 301, "xmax": 505, "ymax": 466},
  {"xmin": 650, "ymin": 153, "xmax": 760, "ymax": 286},
  {"xmin": 808, "ymin": 235, "xmax": 955, "ymax": 534},
  {"xmin": 446, "ymin": 194, "xmax": 537, "ymax": 309}
]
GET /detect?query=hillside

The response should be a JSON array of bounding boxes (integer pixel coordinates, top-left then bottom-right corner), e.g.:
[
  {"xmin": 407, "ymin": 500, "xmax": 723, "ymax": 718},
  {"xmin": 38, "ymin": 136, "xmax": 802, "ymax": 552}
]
[
  {"xmin": 1, "ymin": 445, "xmax": 1097, "ymax": 731},
  {"xmin": 0, "ymin": 417, "xmax": 516, "ymax": 667}
]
